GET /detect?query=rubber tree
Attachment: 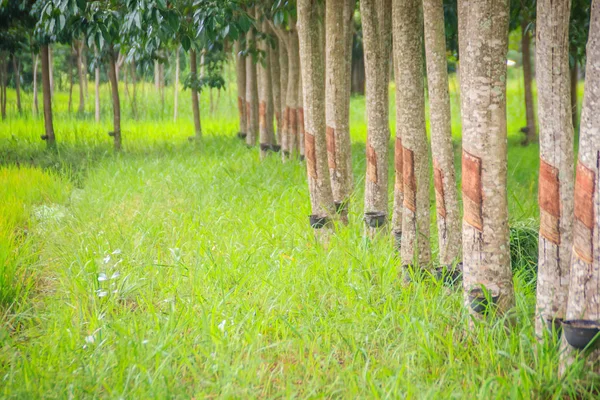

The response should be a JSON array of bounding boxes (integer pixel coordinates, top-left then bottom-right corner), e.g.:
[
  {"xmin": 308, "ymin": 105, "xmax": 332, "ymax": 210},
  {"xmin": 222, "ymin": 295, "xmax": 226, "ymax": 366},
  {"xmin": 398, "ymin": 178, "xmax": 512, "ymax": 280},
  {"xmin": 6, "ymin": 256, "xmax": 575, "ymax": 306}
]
[
  {"xmin": 458, "ymin": 0, "xmax": 515, "ymax": 316},
  {"xmin": 325, "ymin": 0, "xmax": 354, "ymax": 224},
  {"xmin": 562, "ymin": 0, "xmax": 600, "ymax": 370},
  {"xmin": 393, "ymin": 0, "xmax": 431, "ymax": 268},
  {"xmin": 297, "ymin": 0, "xmax": 336, "ymax": 239},
  {"xmin": 245, "ymin": 14, "xmax": 260, "ymax": 147},
  {"xmin": 534, "ymin": 0, "xmax": 574, "ymax": 338},
  {"xmin": 235, "ymin": 39, "xmax": 247, "ymax": 137},
  {"xmin": 423, "ymin": 0, "xmax": 461, "ymax": 269},
  {"xmin": 360, "ymin": 0, "xmax": 393, "ymax": 235},
  {"xmin": 257, "ymin": 18, "xmax": 275, "ymax": 158},
  {"xmin": 269, "ymin": 32, "xmax": 282, "ymax": 145}
]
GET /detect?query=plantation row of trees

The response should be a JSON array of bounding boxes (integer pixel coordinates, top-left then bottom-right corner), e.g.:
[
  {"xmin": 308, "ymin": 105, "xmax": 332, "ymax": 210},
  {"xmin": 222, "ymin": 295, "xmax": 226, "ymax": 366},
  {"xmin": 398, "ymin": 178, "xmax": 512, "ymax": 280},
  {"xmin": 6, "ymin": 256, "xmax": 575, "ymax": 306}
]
[{"xmin": 0, "ymin": 0, "xmax": 598, "ymax": 371}]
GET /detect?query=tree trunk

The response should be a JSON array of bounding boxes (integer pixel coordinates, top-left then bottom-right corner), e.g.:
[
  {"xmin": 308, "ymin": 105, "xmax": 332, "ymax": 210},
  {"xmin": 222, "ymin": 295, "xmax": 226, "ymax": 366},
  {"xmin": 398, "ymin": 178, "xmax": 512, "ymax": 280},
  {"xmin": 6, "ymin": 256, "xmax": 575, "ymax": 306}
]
[
  {"xmin": 82, "ymin": 43, "xmax": 88, "ymax": 99},
  {"xmin": 325, "ymin": 0, "xmax": 355, "ymax": 223},
  {"xmin": 40, "ymin": 45, "xmax": 55, "ymax": 147},
  {"xmin": 458, "ymin": 0, "xmax": 514, "ymax": 316},
  {"xmin": 521, "ymin": 18, "xmax": 537, "ymax": 145},
  {"xmin": 245, "ymin": 29, "xmax": 259, "ymax": 147},
  {"xmin": 130, "ymin": 61, "xmax": 137, "ymax": 118},
  {"xmin": 107, "ymin": 48, "xmax": 122, "ymax": 151},
  {"xmin": 360, "ymin": 0, "xmax": 393, "ymax": 234},
  {"xmin": 190, "ymin": 49, "xmax": 202, "ymax": 139},
  {"xmin": 258, "ymin": 20, "xmax": 274, "ymax": 158},
  {"xmin": 270, "ymin": 36, "xmax": 281, "ymax": 145},
  {"xmin": 0, "ymin": 54, "xmax": 7, "ymax": 120},
  {"xmin": 160, "ymin": 55, "xmax": 165, "ymax": 111},
  {"xmin": 49, "ymin": 46, "xmax": 54, "ymax": 99},
  {"xmin": 394, "ymin": 0, "xmax": 431, "ymax": 268},
  {"xmin": 235, "ymin": 40, "xmax": 247, "ymax": 136},
  {"xmin": 12, "ymin": 55, "xmax": 22, "ymax": 114},
  {"xmin": 68, "ymin": 46, "xmax": 74, "ymax": 113},
  {"xmin": 95, "ymin": 56, "xmax": 101, "ymax": 123},
  {"xmin": 534, "ymin": 0, "xmax": 574, "ymax": 338},
  {"xmin": 285, "ymin": 27, "xmax": 300, "ymax": 157},
  {"xmin": 174, "ymin": 46, "xmax": 180, "ymax": 122},
  {"xmin": 155, "ymin": 59, "xmax": 160, "ymax": 91},
  {"xmin": 297, "ymin": 0, "xmax": 336, "ymax": 237},
  {"xmin": 273, "ymin": 27, "xmax": 290, "ymax": 159},
  {"xmin": 297, "ymin": 65, "xmax": 305, "ymax": 158},
  {"xmin": 76, "ymin": 40, "xmax": 85, "ymax": 114},
  {"xmin": 423, "ymin": 0, "xmax": 461, "ymax": 268},
  {"xmin": 33, "ymin": 52, "xmax": 39, "ymax": 115},
  {"xmin": 562, "ymin": 0, "xmax": 600, "ymax": 371},
  {"xmin": 571, "ymin": 62, "xmax": 579, "ymax": 130}
]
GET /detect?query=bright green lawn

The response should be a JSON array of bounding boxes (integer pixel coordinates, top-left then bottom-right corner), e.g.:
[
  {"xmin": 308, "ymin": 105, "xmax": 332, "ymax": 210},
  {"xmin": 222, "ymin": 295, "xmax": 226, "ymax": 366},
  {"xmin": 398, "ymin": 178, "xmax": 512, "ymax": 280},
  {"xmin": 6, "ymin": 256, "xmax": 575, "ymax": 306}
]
[{"xmin": 0, "ymin": 70, "xmax": 597, "ymax": 398}]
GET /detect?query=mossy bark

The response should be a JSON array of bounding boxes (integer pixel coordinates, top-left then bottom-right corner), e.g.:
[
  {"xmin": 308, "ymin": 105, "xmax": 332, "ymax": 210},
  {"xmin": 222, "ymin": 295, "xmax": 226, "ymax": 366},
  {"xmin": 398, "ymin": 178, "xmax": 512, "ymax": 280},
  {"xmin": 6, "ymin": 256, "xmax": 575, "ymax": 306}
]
[
  {"xmin": 458, "ymin": 0, "xmax": 515, "ymax": 315},
  {"xmin": 360, "ymin": 0, "xmax": 392, "ymax": 235},
  {"xmin": 325, "ymin": 0, "xmax": 355, "ymax": 224},
  {"xmin": 423, "ymin": 0, "xmax": 461, "ymax": 267},
  {"xmin": 534, "ymin": 0, "xmax": 574, "ymax": 338},
  {"xmin": 394, "ymin": 0, "xmax": 431, "ymax": 267}
]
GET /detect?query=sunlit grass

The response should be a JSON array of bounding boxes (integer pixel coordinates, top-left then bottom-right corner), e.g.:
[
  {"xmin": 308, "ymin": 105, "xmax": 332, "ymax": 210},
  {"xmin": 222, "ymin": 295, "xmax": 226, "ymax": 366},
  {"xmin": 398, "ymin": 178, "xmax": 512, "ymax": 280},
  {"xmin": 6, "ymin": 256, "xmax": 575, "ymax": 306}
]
[{"xmin": 0, "ymin": 69, "xmax": 596, "ymax": 398}]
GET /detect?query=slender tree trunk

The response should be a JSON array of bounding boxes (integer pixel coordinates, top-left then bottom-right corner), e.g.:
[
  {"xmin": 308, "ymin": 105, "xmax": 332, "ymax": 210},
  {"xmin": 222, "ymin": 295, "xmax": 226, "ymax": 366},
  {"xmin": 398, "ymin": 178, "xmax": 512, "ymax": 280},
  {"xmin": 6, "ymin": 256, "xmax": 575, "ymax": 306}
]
[
  {"xmin": 534, "ymin": 0, "xmax": 574, "ymax": 338},
  {"xmin": 360, "ymin": 0, "xmax": 393, "ymax": 234},
  {"xmin": 297, "ymin": 0, "xmax": 336, "ymax": 237},
  {"xmin": 33, "ymin": 52, "xmax": 39, "ymax": 115},
  {"xmin": 48, "ymin": 46, "xmax": 54, "ymax": 99},
  {"xmin": 0, "ymin": 54, "xmax": 7, "ymax": 120},
  {"xmin": 235, "ymin": 40, "xmax": 247, "ymax": 136},
  {"xmin": 76, "ymin": 40, "xmax": 85, "ymax": 114},
  {"xmin": 297, "ymin": 65, "xmax": 305, "ymax": 158},
  {"xmin": 571, "ymin": 62, "xmax": 579, "ymax": 130},
  {"xmin": 521, "ymin": 18, "xmax": 537, "ymax": 145},
  {"xmin": 562, "ymin": 0, "xmax": 600, "ymax": 371},
  {"xmin": 458, "ymin": 0, "xmax": 515, "ymax": 315},
  {"xmin": 270, "ymin": 37, "xmax": 282, "ymax": 145},
  {"xmin": 285, "ymin": 27, "xmax": 300, "ymax": 157},
  {"xmin": 274, "ymin": 28, "xmax": 290, "ymax": 159},
  {"xmin": 246, "ymin": 29, "xmax": 259, "ymax": 147},
  {"xmin": 160, "ymin": 55, "xmax": 165, "ymax": 111},
  {"xmin": 174, "ymin": 46, "xmax": 180, "ymax": 122},
  {"xmin": 394, "ymin": 0, "xmax": 431, "ymax": 267},
  {"xmin": 40, "ymin": 45, "xmax": 55, "ymax": 147},
  {"xmin": 258, "ymin": 20, "xmax": 274, "ymax": 158},
  {"xmin": 325, "ymin": 0, "xmax": 355, "ymax": 223},
  {"xmin": 82, "ymin": 43, "xmax": 88, "ymax": 99},
  {"xmin": 154, "ymin": 59, "xmax": 160, "ymax": 91},
  {"xmin": 130, "ymin": 61, "xmax": 137, "ymax": 118},
  {"xmin": 423, "ymin": 0, "xmax": 461, "ymax": 267},
  {"xmin": 95, "ymin": 56, "xmax": 101, "ymax": 123},
  {"xmin": 107, "ymin": 47, "xmax": 122, "ymax": 151},
  {"xmin": 68, "ymin": 46, "xmax": 74, "ymax": 113},
  {"xmin": 190, "ymin": 49, "xmax": 202, "ymax": 139},
  {"xmin": 12, "ymin": 55, "xmax": 22, "ymax": 114}
]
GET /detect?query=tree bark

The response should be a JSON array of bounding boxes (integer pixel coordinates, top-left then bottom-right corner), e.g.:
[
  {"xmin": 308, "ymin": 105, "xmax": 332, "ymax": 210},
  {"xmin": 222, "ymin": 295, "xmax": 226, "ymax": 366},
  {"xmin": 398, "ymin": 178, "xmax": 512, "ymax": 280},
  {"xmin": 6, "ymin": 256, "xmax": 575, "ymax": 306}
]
[
  {"xmin": 272, "ymin": 26, "xmax": 290, "ymax": 159},
  {"xmin": 107, "ymin": 48, "xmax": 122, "ymax": 151},
  {"xmin": 521, "ymin": 18, "xmax": 537, "ymax": 145},
  {"xmin": 285, "ymin": 27, "xmax": 300, "ymax": 157},
  {"xmin": 534, "ymin": 0, "xmax": 574, "ymax": 338},
  {"xmin": 270, "ymin": 36, "xmax": 282, "ymax": 145},
  {"xmin": 423, "ymin": 0, "xmax": 461, "ymax": 267},
  {"xmin": 235, "ymin": 40, "xmax": 247, "ymax": 136},
  {"xmin": 32, "ymin": 52, "xmax": 39, "ymax": 115},
  {"xmin": 360, "ymin": 0, "xmax": 393, "ymax": 234},
  {"xmin": 0, "ymin": 54, "xmax": 7, "ymax": 120},
  {"xmin": 174, "ymin": 46, "xmax": 180, "ymax": 122},
  {"xmin": 458, "ymin": 0, "xmax": 515, "ymax": 315},
  {"xmin": 76, "ymin": 40, "xmax": 85, "ymax": 114},
  {"xmin": 325, "ymin": 0, "xmax": 355, "ymax": 223},
  {"xmin": 571, "ymin": 62, "xmax": 579, "ymax": 130},
  {"xmin": 297, "ymin": 63, "xmax": 305, "ymax": 158},
  {"xmin": 68, "ymin": 46, "xmax": 74, "ymax": 113},
  {"xmin": 298, "ymin": 0, "xmax": 336, "ymax": 236},
  {"xmin": 49, "ymin": 46, "xmax": 54, "ymax": 99},
  {"xmin": 40, "ymin": 45, "xmax": 55, "ymax": 147},
  {"xmin": 12, "ymin": 55, "xmax": 22, "ymax": 114},
  {"xmin": 155, "ymin": 59, "xmax": 160, "ymax": 91},
  {"xmin": 258, "ymin": 20, "xmax": 274, "ymax": 158},
  {"xmin": 190, "ymin": 49, "xmax": 202, "ymax": 139},
  {"xmin": 246, "ymin": 29, "xmax": 259, "ymax": 147},
  {"xmin": 562, "ymin": 0, "xmax": 600, "ymax": 371},
  {"xmin": 95, "ymin": 55, "xmax": 101, "ymax": 123},
  {"xmin": 394, "ymin": 0, "xmax": 431, "ymax": 267}
]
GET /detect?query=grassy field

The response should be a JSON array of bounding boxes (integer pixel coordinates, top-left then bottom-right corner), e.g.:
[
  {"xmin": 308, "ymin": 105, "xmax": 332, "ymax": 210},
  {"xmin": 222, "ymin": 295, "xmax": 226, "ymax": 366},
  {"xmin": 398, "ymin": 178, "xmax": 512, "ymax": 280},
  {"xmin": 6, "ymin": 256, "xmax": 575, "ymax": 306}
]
[{"xmin": 0, "ymin": 70, "xmax": 597, "ymax": 398}]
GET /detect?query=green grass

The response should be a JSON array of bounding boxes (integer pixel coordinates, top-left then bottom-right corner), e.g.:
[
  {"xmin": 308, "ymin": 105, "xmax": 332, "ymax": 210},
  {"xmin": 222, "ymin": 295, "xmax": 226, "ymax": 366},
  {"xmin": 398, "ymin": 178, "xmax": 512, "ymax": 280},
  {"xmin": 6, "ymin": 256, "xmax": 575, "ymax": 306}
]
[{"xmin": 0, "ymin": 69, "xmax": 597, "ymax": 398}]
